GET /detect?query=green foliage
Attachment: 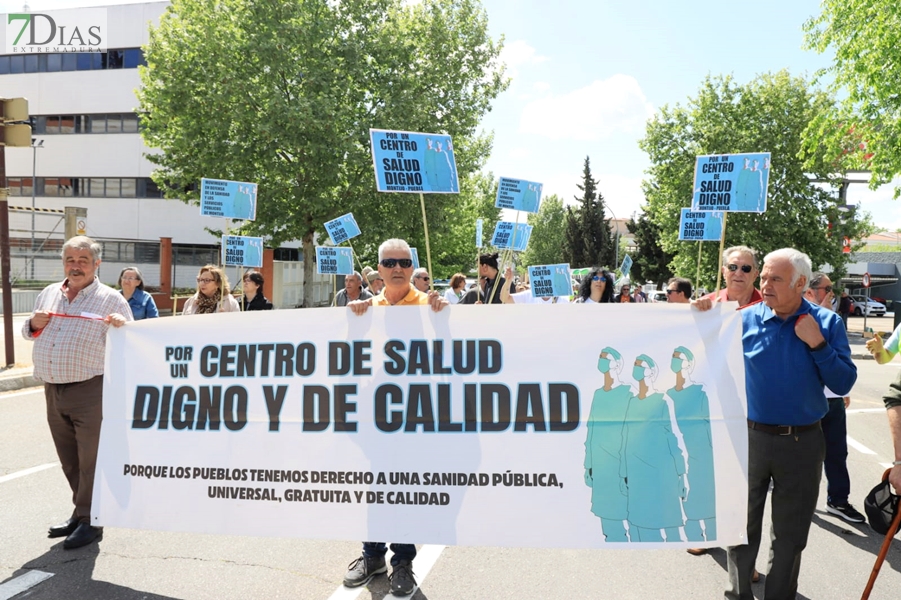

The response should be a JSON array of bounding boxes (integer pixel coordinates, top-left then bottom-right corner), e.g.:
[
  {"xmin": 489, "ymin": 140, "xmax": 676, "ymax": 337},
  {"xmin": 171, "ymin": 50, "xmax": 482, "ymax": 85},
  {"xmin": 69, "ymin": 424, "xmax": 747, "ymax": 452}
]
[
  {"xmin": 803, "ymin": 1, "xmax": 901, "ymax": 193},
  {"xmin": 639, "ymin": 71, "xmax": 873, "ymax": 290},
  {"xmin": 563, "ymin": 157, "xmax": 616, "ymax": 268},
  {"xmin": 520, "ymin": 194, "xmax": 565, "ymax": 267},
  {"xmin": 139, "ymin": 0, "xmax": 507, "ymax": 304},
  {"xmin": 626, "ymin": 210, "xmax": 674, "ymax": 286}
]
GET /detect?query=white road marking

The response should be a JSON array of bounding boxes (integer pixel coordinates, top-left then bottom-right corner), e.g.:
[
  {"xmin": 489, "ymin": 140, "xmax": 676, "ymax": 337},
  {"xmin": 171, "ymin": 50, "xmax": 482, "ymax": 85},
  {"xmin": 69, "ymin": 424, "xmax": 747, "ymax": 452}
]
[
  {"xmin": 846, "ymin": 436, "xmax": 877, "ymax": 455},
  {"xmin": 0, "ymin": 462, "xmax": 59, "ymax": 484},
  {"xmin": 325, "ymin": 544, "xmax": 446, "ymax": 600},
  {"xmin": 0, "ymin": 570, "xmax": 53, "ymax": 600},
  {"xmin": 846, "ymin": 408, "xmax": 887, "ymax": 414}
]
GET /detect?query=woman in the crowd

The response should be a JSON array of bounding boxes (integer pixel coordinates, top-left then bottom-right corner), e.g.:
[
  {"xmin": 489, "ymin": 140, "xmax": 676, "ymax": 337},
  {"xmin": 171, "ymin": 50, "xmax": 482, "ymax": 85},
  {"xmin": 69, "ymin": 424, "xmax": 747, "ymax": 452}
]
[
  {"xmin": 574, "ymin": 268, "xmax": 614, "ymax": 303},
  {"xmin": 183, "ymin": 264, "xmax": 240, "ymax": 314},
  {"xmin": 241, "ymin": 270, "xmax": 273, "ymax": 311},
  {"xmin": 444, "ymin": 273, "xmax": 467, "ymax": 304},
  {"xmin": 118, "ymin": 266, "xmax": 159, "ymax": 320}
]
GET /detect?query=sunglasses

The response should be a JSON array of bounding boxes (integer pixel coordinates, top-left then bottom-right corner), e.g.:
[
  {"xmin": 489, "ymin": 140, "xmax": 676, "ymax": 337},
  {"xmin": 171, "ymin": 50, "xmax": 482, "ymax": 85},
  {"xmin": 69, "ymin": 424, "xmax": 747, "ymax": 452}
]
[
  {"xmin": 727, "ymin": 264, "xmax": 753, "ymax": 273},
  {"xmin": 417, "ymin": 276, "xmax": 431, "ymax": 281},
  {"xmin": 666, "ymin": 289, "xmax": 678, "ymax": 295},
  {"xmin": 812, "ymin": 285, "xmax": 834, "ymax": 293},
  {"xmin": 380, "ymin": 258, "xmax": 413, "ymax": 269},
  {"xmin": 592, "ymin": 275, "xmax": 607, "ymax": 282}
]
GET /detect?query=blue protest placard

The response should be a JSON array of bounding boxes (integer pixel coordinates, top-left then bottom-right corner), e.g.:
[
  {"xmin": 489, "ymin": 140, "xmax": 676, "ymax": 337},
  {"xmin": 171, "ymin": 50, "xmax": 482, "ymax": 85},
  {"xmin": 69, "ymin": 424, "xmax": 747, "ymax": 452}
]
[
  {"xmin": 410, "ymin": 248, "xmax": 421, "ymax": 270},
  {"xmin": 324, "ymin": 213, "xmax": 362, "ymax": 245},
  {"xmin": 316, "ymin": 247, "xmax": 354, "ymax": 275},
  {"xmin": 369, "ymin": 129, "xmax": 459, "ymax": 193},
  {"xmin": 222, "ymin": 236, "xmax": 264, "ymax": 268},
  {"xmin": 496, "ymin": 177, "xmax": 543, "ymax": 213},
  {"xmin": 476, "ymin": 218, "xmax": 483, "ymax": 248},
  {"xmin": 679, "ymin": 208, "xmax": 725, "ymax": 241},
  {"xmin": 691, "ymin": 152, "xmax": 771, "ymax": 213},
  {"xmin": 491, "ymin": 222, "xmax": 532, "ymax": 251},
  {"xmin": 200, "ymin": 178, "xmax": 258, "ymax": 220},
  {"xmin": 528, "ymin": 263, "xmax": 572, "ymax": 298},
  {"xmin": 620, "ymin": 255, "xmax": 633, "ymax": 278}
]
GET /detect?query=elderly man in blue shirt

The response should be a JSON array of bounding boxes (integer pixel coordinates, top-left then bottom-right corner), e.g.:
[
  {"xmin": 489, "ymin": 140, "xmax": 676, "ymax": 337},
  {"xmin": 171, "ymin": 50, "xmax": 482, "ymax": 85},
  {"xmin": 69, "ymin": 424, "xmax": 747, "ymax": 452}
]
[{"xmin": 696, "ymin": 247, "xmax": 856, "ymax": 600}]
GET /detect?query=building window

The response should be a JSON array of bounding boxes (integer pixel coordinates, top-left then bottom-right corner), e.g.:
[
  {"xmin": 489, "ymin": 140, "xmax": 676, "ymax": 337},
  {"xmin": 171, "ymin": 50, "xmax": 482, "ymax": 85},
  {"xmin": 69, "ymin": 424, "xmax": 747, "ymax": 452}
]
[
  {"xmin": 89, "ymin": 178, "xmax": 105, "ymax": 197},
  {"xmin": 122, "ymin": 114, "xmax": 139, "ymax": 133},
  {"xmin": 121, "ymin": 178, "xmax": 137, "ymax": 198},
  {"xmin": 34, "ymin": 177, "xmax": 165, "ymax": 198},
  {"xmin": 0, "ymin": 48, "xmax": 144, "ymax": 75}
]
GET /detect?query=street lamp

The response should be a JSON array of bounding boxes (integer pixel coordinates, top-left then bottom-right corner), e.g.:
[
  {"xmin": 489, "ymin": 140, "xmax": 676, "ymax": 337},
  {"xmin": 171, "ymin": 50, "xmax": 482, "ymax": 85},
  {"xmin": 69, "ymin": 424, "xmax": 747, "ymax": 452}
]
[{"xmin": 30, "ymin": 138, "xmax": 43, "ymax": 281}]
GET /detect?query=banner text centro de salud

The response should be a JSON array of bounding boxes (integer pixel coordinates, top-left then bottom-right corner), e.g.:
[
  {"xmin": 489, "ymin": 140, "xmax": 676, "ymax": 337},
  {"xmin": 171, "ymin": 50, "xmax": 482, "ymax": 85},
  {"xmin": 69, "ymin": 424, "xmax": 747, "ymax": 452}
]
[
  {"xmin": 222, "ymin": 235, "xmax": 264, "ymax": 268},
  {"xmin": 678, "ymin": 209, "xmax": 725, "ymax": 241},
  {"xmin": 95, "ymin": 304, "xmax": 749, "ymax": 549},
  {"xmin": 691, "ymin": 153, "xmax": 771, "ymax": 213},
  {"xmin": 369, "ymin": 129, "xmax": 459, "ymax": 193}
]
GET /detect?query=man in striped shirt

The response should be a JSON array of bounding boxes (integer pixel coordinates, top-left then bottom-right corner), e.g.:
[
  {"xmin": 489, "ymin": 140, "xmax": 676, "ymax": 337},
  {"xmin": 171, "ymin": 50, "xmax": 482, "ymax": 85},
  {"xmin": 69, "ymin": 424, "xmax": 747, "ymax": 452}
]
[{"xmin": 23, "ymin": 236, "xmax": 131, "ymax": 549}]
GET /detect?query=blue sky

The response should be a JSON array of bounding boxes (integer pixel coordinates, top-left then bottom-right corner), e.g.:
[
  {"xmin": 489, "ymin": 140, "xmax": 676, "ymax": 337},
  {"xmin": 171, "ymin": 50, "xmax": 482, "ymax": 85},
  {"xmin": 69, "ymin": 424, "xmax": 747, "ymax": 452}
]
[{"xmin": 7, "ymin": 0, "xmax": 901, "ymax": 231}]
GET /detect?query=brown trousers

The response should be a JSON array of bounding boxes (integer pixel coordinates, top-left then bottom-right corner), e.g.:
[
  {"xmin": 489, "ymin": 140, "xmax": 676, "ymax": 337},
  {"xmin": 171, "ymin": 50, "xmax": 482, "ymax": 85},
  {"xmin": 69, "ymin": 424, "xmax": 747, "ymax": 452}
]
[{"xmin": 45, "ymin": 375, "xmax": 104, "ymax": 523}]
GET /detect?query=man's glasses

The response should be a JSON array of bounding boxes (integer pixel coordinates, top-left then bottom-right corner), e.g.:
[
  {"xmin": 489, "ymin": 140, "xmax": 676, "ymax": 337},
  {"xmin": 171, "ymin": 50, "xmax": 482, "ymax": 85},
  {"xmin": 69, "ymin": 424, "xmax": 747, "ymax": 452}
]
[
  {"xmin": 418, "ymin": 276, "xmax": 431, "ymax": 282},
  {"xmin": 666, "ymin": 289, "xmax": 678, "ymax": 295},
  {"xmin": 812, "ymin": 285, "xmax": 834, "ymax": 293},
  {"xmin": 197, "ymin": 277, "xmax": 215, "ymax": 284},
  {"xmin": 727, "ymin": 264, "xmax": 753, "ymax": 273},
  {"xmin": 379, "ymin": 258, "xmax": 413, "ymax": 269}
]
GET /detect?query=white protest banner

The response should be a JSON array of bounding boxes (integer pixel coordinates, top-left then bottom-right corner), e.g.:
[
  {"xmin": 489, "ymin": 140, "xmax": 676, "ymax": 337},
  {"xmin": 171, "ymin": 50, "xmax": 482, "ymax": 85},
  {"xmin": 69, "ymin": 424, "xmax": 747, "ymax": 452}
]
[{"xmin": 95, "ymin": 305, "xmax": 748, "ymax": 550}]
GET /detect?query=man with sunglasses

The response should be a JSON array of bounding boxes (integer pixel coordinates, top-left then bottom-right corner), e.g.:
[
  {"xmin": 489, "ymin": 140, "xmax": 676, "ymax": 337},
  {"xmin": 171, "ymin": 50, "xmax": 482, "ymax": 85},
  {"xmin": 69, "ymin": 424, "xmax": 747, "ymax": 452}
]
[
  {"xmin": 343, "ymin": 238, "xmax": 447, "ymax": 596},
  {"xmin": 411, "ymin": 268, "xmax": 431, "ymax": 293},
  {"xmin": 804, "ymin": 273, "xmax": 865, "ymax": 524},
  {"xmin": 703, "ymin": 246, "xmax": 762, "ymax": 307},
  {"xmin": 666, "ymin": 277, "xmax": 692, "ymax": 304}
]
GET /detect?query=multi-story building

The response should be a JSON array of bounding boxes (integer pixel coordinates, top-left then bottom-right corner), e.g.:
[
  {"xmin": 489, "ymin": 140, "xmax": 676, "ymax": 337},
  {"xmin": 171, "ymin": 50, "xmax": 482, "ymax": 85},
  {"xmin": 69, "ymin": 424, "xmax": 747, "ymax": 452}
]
[{"xmin": 1, "ymin": 2, "xmax": 321, "ymax": 304}]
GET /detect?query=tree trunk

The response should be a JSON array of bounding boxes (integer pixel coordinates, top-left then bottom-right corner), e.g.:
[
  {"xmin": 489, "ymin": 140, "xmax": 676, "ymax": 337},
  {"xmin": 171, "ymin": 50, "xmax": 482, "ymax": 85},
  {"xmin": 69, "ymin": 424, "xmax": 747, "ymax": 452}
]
[{"xmin": 302, "ymin": 230, "xmax": 315, "ymax": 308}]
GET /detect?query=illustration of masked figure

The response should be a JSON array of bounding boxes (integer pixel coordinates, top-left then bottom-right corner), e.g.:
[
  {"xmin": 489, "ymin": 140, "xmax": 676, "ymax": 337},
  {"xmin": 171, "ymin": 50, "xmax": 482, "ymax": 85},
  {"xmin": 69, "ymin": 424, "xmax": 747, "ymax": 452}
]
[
  {"xmin": 435, "ymin": 140, "xmax": 454, "ymax": 192},
  {"xmin": 734, "ymin": 158, "xmax": 752, "ymax": 210},
  {"xmin": 620, "ymin": 354, "xmax": 688, "ymax": 542},
  {"xmin": 667, "ymin": 346, "xmax": 716, "ymax": 542},
  {"xmin": 553, "ymin": 266, "xmax": 570, "ymax": 297},
  {"xmin": 244, "ymin": 240, "xmax": 263, "ymax": 268},
  {"xmin": 336, "ymin": 251, "xmax": 353, "ymax": 275},
  {"xmin": 522, "ymin": 184, "xmax": 541, "ymax": 213},
  {"xmin": 584, "ymin": 347, "xmax": 634, "ymax": 542},
  {"xmin": 445, "ymin": 138, "xmax": 458, "ymax": 192},
  {"xmin": 423, "ymin": 138, "xmax": 439, "ymax": 190},
  {"xmin": 233, "ymin": 185, "xmax": 256, "ymax": 220}
]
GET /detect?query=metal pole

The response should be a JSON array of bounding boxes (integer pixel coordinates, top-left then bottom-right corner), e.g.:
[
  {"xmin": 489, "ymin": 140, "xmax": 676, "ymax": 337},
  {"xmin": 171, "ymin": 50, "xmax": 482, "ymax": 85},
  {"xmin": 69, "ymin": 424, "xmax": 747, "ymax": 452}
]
[
  {"xmin": 0, "ymin": 102, "xmax": 16, "ymax": 365},
  {"xmin": 30, "ymin": 139, "xmax": 40, "ymax": 280}
]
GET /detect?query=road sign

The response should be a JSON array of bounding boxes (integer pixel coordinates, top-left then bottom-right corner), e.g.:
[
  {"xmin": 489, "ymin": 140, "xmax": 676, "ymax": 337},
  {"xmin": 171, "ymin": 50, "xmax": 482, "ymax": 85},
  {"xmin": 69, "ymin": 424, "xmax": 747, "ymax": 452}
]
[{"xmin": 862, "ymin": 272, "xmax": 871, "ymax": 288}]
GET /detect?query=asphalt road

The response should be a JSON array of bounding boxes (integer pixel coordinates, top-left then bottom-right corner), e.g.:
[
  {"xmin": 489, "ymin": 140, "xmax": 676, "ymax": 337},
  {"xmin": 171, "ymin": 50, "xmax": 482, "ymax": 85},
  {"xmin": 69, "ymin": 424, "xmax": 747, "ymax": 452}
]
[{"xmin": 1, "ymin": 360, "xmax": 901, "ymax": 600}]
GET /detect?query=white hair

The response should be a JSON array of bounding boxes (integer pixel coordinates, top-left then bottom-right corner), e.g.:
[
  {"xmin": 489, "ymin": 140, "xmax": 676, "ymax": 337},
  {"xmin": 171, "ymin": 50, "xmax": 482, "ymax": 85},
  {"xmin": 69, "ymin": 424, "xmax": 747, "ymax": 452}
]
[
  {"xmin": 378, "ymin": 238, "xmax": 412, "ymax": 261},
  {"xmin": 764, "ymin": 248, "xmax": 812, "ymax": 290},
  {"xmin": 411, "ymin": 267, "xmax": 429, "ymax": 281},
  {"xmin": 723, "ymin": 245, "xmax": 757, "ymax": 269}
]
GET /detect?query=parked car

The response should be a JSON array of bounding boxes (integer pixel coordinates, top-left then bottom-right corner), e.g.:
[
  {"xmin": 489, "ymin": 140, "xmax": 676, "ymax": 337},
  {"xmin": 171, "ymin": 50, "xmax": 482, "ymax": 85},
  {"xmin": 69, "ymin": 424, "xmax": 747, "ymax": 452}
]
[
  {"xmin": 649, "ymin": 291, "xmax": 668, "ymax": 303},
  {"xmin": 850, "ymin": 295, "xmax": 886, "ymax": 317}
]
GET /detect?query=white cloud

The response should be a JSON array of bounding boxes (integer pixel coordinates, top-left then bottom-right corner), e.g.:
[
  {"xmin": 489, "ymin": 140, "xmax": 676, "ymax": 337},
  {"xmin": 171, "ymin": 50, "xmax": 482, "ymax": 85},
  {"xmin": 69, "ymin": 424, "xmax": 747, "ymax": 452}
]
[
  {"xmin": 540, "ymin": 172, "xmax": 645, "ymax": 220},
  {"xmin": 519, "ymin": 75, "xmax": 654, "ymax": 141},
  {"xmin": 498, "ymin": 39, "xmax": 548, "ymax": 79},
  {"xmin": 532, "ymin": 81, "xmax": 551, "ymax": 93}
]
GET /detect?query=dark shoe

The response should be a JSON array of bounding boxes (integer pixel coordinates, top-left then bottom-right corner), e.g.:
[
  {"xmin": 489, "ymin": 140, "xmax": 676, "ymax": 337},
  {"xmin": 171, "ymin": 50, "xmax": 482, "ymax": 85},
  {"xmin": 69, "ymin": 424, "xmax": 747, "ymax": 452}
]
[
  {"xmin": 826, "ymin": 501, "xmax": 866, "ymax": 523},
  {"xmin": 63, "ymin": 522, "xmax": 103, "ymax": 549},
  {"xmin": 48, "ymin": 517, "xmax": 79, "ymax": 539},
  {"xmin": 389, "ymin": 559, "xmax": 417, "ymax": 597},
  {"xmin": 686, "ymin": 548, "xmax": 708, "ymax": 556},
  {"xmin": 343, "ymin": 554, "xmax": 387, "ymax": 588}
]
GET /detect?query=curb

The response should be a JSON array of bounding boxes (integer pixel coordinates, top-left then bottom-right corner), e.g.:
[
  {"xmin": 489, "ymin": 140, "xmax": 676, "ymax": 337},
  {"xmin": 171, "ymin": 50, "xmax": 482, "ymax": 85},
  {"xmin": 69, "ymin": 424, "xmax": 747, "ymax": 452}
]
[{"xmin": 0, "ymin": 371, "xmax": 40, "ymax": 393}]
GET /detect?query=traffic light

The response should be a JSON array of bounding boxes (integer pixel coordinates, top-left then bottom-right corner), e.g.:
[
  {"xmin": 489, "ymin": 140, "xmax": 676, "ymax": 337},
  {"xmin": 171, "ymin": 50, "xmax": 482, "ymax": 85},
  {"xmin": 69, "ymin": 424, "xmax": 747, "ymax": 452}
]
[{"xmin": 1, "ymin": 98, "xmax": 31, "ymax": 147}]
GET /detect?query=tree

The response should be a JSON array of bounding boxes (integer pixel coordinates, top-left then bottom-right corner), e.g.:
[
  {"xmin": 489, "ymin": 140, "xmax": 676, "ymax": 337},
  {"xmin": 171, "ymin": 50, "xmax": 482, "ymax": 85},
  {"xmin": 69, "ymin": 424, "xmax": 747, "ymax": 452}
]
[
  {"xmin": 563, "ymin": 157, "xmax": 616, "ymax": 268},
  {"xmin": 639, "ymin": 71, "xmax": 873, "ymax": 291},
  {"xmin": 520, "ymin": 194, "xmax": 566, "ymax": 267},
  {"xmin": 139, "ymin": 0, "xmax": 507, "ymax": 305},
  {"xmin": 803, "ymin": 1, "xmax": 901, "ymax": 192},
  {"xmin": 626, "ymin": 209, "xmax": 673, "ymax": 287}
]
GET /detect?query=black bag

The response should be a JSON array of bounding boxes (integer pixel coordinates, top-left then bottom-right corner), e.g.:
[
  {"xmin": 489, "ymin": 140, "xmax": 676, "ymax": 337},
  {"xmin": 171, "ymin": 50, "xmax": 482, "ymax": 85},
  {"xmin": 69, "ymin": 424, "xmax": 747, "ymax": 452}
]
[{"xmin": 864, "ymin": 479, "xmax": 900, "ymax": 536}]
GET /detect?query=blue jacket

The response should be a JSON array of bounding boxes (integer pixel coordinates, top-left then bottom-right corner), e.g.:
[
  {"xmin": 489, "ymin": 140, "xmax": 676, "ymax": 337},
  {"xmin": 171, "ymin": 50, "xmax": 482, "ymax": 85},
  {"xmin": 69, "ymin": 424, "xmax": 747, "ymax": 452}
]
[
  {"xmin": 742, "ymin": 298, "xmax": 856, "ymax": 425},
  {"xmin": 123, "ymin": 288, "xmax": 160, "ymax": 320}
]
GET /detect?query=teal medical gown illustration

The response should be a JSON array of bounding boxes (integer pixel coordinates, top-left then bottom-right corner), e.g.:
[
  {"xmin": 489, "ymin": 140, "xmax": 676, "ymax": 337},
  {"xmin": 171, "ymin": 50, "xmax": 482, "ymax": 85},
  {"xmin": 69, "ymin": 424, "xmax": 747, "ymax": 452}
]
[
  {"xmin": 336, "ymin": 251, "xmax": 353, "ymax": 275},
  {"xmin": 233, "ymin": 185, "xmax": 256, "ymax": 220},
  {"xmin": 244, "ymin": 239, "xmax": 263, "ymax": 268},
  {"xmin": 584, "ymin": 347, "xmax": 633, "ymax": 542},
  {"xmin": 667, "ymin": 346, "xmax": 716, "ymax": 542},
  {"xmin": 552, "ymin": 266, "xmax": 571, "ymax": 296},
  {"xmin": 733, "ymin": 157, "xmax": 768, "ymax": 211},
  {"xmin": 620, "ymin": 354, "xmax": 687, "ymax": 542}
]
